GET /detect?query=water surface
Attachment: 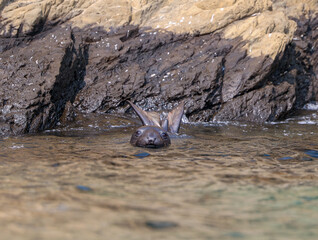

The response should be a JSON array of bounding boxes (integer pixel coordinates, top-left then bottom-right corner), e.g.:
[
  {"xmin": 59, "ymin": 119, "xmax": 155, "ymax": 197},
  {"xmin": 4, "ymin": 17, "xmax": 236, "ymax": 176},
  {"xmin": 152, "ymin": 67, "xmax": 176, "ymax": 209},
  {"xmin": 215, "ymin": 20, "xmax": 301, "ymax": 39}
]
[{"xmin": 1, "ymin": 108, "xmax": 318, "ymax": 239}]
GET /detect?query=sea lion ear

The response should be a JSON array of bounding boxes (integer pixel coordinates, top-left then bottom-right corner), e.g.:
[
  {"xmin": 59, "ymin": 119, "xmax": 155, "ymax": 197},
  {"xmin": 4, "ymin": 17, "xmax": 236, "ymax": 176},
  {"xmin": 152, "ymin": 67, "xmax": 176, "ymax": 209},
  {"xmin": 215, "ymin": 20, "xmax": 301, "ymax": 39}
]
[
  {"xmin": 128, "ymin": 101, "xmax": 161, "ymax": 127},
  {"xmin": 167, "ymin": 101, "xmax": 185, "ymax": 133}
]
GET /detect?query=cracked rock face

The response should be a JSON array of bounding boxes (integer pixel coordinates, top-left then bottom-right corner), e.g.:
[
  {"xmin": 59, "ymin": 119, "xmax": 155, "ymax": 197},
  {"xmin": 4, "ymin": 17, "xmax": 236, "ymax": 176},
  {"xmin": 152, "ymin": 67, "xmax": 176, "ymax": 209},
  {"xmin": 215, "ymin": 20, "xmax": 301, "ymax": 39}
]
[
  {"xmin": 0, "ymin": 26, "xmax": 88, "ymax": 135},
  {"xmin": 0, "ymin": 0, "xmax": 317, "ymax": 136}
]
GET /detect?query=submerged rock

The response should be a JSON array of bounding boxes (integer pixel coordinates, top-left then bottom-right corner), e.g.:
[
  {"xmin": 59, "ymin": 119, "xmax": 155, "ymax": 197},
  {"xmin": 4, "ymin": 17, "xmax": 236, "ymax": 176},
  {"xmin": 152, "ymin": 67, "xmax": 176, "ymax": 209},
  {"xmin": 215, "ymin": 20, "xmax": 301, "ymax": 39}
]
[
  {"xmin": 145, "ymin": 220, "xmax": 178, "ymax": 229},
  {"xmin": 0, "ymin": 0, "xmax": 317, "ymax": 136}
]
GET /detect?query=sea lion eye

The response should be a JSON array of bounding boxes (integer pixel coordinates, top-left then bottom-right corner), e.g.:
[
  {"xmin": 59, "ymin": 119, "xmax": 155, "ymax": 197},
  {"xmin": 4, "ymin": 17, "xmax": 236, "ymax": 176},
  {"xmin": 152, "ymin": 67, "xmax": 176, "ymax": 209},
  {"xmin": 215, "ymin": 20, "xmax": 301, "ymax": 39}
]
[{"xmin": 135, "ymin": 130, "xmax": 142, "ymax": 137}]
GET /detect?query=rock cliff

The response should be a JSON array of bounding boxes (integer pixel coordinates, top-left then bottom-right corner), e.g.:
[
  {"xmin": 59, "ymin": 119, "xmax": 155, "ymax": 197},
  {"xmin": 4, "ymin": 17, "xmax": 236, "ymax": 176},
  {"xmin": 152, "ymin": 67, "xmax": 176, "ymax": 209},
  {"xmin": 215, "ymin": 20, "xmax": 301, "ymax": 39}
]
[{"xmin": 0, "ymin": 0, "xmax": 317, "ymax": 136}]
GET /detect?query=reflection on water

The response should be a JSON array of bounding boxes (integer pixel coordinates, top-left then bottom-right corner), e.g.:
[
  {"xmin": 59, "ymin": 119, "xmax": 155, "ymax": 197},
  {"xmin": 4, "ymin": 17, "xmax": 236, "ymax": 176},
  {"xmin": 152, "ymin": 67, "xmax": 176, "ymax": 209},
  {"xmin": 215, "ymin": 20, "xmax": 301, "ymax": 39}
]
[{"xmin": 1, "ymin": 109, "xmax": 318, "ymax": 239}]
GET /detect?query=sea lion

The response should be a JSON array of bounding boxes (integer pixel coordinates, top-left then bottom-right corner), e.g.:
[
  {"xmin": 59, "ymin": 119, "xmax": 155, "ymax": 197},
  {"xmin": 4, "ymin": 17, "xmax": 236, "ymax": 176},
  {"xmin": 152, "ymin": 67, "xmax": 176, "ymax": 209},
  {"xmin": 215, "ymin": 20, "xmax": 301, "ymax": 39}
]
[{"xmin": 128, "ymin": 100, "xmax": 184, "ymax": 148}]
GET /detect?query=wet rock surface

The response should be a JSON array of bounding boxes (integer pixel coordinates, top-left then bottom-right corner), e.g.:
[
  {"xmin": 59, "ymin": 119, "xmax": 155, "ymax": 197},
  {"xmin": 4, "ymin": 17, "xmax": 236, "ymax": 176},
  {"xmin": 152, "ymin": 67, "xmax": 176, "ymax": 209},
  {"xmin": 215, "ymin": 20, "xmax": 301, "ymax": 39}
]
[
  {"xmin": 0, "ymin": 0, "xmax": 317, "ymax": 136},
  {"xmin": 0, "ymin": 25, "xmax": 88, "ymax": 135}
]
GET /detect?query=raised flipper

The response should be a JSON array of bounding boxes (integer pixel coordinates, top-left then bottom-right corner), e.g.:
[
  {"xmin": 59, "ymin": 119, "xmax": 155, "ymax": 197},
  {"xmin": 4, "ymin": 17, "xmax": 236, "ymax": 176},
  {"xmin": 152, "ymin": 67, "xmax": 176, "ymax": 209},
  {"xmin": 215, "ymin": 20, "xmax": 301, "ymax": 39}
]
[
  {"xmin": 167, "ymin": 101, "xmax": 185, "ymax": 133},
  {"xmin": 161, "ymin": 119, "xmax": 169, "ymax": 132},
  {"xmin": 128, "ymin": 101, "xmax": 161, "ymax": 127}
]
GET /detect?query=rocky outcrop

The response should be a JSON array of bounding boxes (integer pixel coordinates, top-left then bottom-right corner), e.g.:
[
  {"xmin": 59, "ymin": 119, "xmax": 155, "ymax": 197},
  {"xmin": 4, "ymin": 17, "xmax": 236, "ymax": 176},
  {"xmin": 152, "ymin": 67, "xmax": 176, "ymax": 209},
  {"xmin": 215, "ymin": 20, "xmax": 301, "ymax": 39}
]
[
  {"xmin": 272, "ymin": 0, "xmax": 318, "ymax": 109},
  {"xmin": 0, "ymin": 25, "xmax": 88, "ymax": 135},
  {"xmin": 0, "ymin": 0, "xmax": 317, "ymax": 136}
]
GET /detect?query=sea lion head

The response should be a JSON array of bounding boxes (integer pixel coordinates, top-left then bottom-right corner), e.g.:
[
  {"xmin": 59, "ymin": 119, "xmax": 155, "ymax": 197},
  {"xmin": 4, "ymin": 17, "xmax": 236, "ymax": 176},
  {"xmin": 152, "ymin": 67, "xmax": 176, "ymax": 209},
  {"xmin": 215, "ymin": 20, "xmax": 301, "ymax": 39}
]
[
  {"xmin": 130, "ymin": 126, "xmax": 171, "ymax": 148},
  {"xmin": 128, "ymin": 100, "xmax": 184, "ymax": 148}
]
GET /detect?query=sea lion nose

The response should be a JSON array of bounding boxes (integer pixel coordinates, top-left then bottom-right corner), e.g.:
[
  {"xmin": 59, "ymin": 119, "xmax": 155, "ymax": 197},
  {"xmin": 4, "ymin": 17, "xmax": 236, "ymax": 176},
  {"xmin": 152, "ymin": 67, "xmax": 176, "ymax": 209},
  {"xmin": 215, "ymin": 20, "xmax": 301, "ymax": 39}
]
[{"xmin": 147, "ymin": 137, "xmax": 156, "ymax": 144}]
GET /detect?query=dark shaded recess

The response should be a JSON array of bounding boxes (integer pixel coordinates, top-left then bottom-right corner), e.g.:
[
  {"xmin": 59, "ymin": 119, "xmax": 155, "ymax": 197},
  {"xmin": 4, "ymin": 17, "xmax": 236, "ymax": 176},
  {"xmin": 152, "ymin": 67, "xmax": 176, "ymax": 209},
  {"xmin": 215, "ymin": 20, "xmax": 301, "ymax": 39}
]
[
  {"xmin": 269, "ymin": 13, "xmax": 318, "ymax": 117},
  {"xmin": 29, "ymin": 16, "xmax": 47, "ymax": 37},
  {"xmin": 290, "ymin": 13, "xmax": 318, "ymax": 107},
  {"xmin": 49, "ymin": 34, "xmax": 88, "ymax": 128},
  {"xmin": 0, "ymin": 34, "xmax": 33, "ymax": 53},
  {"xmin": 13, "ymin": 13, "xmax": 49, "ymax": 38},
  {"xmin": 0, "ymin": 14, "xmax": 47, "ymax": 47}
]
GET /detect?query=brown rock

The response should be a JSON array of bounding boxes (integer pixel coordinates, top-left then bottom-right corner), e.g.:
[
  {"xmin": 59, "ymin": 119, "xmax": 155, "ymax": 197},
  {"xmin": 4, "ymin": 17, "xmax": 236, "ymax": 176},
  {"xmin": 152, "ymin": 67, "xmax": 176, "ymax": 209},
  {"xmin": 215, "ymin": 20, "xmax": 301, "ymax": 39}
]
[
  {"xmin": 0, "ymin": 25, "xmax": 87, "ymax": 135},
  {"xmin": 0, "ymin": 0, "xmax": 317, "ymax": 136}
]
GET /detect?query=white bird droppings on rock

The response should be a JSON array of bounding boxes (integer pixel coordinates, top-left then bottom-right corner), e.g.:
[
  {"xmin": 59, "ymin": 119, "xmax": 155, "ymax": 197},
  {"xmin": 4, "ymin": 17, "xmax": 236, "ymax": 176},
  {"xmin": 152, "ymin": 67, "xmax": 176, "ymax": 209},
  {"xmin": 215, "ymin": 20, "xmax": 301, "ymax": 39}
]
[{"xmin": 210, "ymin": 14, "xmax": 214, "ymax": 23}]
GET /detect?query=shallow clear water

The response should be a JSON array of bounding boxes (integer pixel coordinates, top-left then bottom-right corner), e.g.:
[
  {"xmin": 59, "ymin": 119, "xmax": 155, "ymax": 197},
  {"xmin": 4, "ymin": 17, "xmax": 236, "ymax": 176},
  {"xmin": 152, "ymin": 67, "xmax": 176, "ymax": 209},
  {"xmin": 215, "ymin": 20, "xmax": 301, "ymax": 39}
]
[{"xmin": 1, "ymin": 108, "xmax": 318, "ymax": 240}]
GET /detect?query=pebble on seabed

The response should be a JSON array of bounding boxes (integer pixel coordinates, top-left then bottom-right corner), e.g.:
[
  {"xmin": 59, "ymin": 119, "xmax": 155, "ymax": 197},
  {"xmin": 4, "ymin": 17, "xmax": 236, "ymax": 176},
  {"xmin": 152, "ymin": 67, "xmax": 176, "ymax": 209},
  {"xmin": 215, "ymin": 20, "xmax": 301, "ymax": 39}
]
[
  {"xmin": 134, "ymin": 152, "xmax": 150, "ymax": 159},
  {"xmin": 145, "ymin": 220, "xmax": 178, "ymax": 229},
  {"xmin": 304, "ymin": 150, "xmax": 318, "ymax": 158},
  {"xmin": 76, "ymin": 185, "xmax": 93, "ymax": 192}
]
